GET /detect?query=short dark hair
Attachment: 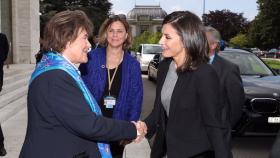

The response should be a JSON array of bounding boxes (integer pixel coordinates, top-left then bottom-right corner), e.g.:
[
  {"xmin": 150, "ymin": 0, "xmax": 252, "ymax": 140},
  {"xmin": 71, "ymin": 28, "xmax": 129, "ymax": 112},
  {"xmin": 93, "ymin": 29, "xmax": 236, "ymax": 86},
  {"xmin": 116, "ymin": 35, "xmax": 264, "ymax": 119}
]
[
  {"xmin": 162, "ymin": 11, "xmax": 209, "ymax": 72},
  {"xmin": 98, "ymin": 15, "xmax": 132, "ymax": 50},
  {"xmin": 41, "ymin": 10, "xmax": 93, "ymax": 53}
]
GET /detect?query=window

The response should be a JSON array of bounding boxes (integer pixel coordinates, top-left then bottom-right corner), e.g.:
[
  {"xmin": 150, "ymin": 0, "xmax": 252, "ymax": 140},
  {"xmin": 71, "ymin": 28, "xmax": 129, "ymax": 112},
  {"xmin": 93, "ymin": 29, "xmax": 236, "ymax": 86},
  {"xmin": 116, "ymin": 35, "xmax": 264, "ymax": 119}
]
[
  {"xmin": 140, "ymin": 25, "xmax": 149, "ymax": 34},
  {"xmin": 156, "ymin": 26, "xmax": 161, "ymax": 32},
  {"xmin": 138, "ymin": 15, "xmax": 150, "ymax": 21}
]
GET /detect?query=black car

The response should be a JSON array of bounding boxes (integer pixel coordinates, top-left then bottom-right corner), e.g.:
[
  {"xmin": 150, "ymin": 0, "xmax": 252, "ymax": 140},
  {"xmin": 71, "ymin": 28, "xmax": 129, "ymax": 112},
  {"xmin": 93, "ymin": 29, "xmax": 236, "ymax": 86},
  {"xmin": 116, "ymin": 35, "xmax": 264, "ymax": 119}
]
[
  {"xmin": 147, "ymin": 54, "xmax": 163, "ymax": 81},
  {"xmin": 220, "ymin": 48, "xmax": 280, "ymax": 135},
  {"xmin": 148, "ymin": 48, "xmax": 280, "ymax": 135}
]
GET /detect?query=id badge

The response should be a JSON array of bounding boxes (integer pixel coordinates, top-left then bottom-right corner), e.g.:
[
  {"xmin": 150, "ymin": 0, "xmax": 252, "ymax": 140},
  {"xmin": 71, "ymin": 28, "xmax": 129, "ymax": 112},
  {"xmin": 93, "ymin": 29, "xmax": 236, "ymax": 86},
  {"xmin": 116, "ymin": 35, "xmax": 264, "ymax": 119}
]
[{"xmin": 104, "ymin": 96, "xmax": 116, "ymax": 109}]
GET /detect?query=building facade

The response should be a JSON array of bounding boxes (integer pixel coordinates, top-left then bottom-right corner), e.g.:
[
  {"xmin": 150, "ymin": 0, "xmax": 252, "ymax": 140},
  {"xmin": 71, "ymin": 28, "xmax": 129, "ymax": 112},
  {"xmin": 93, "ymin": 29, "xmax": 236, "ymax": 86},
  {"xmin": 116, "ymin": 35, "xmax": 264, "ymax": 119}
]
[
  {"xmin": 0, "ymin": 0, "xmax": 39, "ymax": 64},
  {"xmin": 127, "ymin": 5, "xmax": 167, "ymax": 37}
]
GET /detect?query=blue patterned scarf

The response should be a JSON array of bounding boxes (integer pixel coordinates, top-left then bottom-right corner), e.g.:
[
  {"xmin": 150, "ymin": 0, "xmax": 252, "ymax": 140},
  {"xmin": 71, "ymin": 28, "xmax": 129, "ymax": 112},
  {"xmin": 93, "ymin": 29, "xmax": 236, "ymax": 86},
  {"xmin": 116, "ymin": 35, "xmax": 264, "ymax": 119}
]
[{"xmin": 30, "ymin": 51, "xmax": 112, "ymax": 158}]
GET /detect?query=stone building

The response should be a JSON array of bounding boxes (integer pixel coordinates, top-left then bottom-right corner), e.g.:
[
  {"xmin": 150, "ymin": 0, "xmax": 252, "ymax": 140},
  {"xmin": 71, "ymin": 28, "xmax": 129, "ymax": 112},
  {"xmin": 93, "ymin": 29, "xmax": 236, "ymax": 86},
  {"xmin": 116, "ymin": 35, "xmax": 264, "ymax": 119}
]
[
  {"xmin": 0, "ymin": 0, "xmax": 39, "ymax": 64},
  {"xmin": 127, "ymin": 5, "xmax": 167, "ymax": 37},
  {"xmin": 0, "ymin": 3, "xmax": 166, "ymax": 63}
]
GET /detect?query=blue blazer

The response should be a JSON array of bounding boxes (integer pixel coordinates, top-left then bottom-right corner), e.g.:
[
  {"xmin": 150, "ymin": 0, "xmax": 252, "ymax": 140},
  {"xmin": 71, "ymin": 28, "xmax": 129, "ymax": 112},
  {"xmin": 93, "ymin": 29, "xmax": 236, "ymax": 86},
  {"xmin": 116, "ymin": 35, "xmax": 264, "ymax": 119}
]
[{"xmin": 79, "ymin": 48, "xmax": 143, "ymax": 121}]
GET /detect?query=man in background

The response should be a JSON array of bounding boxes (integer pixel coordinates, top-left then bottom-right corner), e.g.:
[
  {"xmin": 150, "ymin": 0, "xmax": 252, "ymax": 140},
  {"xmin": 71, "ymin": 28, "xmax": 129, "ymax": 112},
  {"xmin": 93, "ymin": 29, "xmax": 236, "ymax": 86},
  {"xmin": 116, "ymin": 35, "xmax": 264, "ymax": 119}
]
[
  {"xmin": 0, "ymin": 32, "xmax": 9, "ymax": 156},
  {"xmin": 89, "ymin": 35, "xmax": 101, "ymax": 49},
  {"xmin": 205, "ymin": 26, "xmax": 245, "ymax": 158}
]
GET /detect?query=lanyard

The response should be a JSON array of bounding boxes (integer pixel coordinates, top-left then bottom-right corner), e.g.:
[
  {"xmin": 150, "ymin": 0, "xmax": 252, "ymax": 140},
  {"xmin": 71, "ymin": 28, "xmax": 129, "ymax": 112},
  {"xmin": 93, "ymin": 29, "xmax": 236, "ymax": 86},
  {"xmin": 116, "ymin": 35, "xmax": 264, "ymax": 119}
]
[
  {"xmin": 107, "ymin": 66, "xmax": 119, "ymax": 96},
  {"xmin": 106, "ymin": 51, "xmax": 124, "ymax": 96}
]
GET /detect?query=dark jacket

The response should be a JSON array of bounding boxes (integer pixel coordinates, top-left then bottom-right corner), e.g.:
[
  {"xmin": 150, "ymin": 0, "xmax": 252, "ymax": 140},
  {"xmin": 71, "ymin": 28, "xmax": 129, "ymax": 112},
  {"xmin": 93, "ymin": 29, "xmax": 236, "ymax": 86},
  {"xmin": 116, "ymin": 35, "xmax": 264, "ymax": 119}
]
[
  {"xmin": 0, "ymin": 33, "xmax": 9, "ymax": 63},
  {"xmin": 19, "ymin": 70, "xmax": 137, "ymax": 158},
  {"xmin": 211, "ymin": 54, "xmax": 244, "ymax": 158},
  {"xmin": 79, "ymin": 47, "xmax": 143, "ymax": 121},
  {"xmin": 212, "ymin": 54, "xmax": 244, "ymax": 128},
  {"xmin": 0, "ymin": 33, "xmax": 9, "ymax": 91},
  {"xmin": 145, "ymin": 59, "xmax": 230, "ymax": 158}
]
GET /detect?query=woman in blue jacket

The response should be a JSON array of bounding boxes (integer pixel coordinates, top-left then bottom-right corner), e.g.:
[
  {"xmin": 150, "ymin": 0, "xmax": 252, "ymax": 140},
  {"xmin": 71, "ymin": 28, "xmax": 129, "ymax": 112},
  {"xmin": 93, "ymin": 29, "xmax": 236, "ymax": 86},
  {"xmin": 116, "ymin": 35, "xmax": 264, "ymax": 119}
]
[{"xmin": 79, "ymin": 15, "xmax": 143, "ymax": 157}]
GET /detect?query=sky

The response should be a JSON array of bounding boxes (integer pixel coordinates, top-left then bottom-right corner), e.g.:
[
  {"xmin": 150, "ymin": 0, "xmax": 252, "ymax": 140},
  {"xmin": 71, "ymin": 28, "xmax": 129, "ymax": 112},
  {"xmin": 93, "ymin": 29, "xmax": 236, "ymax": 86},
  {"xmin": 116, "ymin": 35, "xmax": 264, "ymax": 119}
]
[{"xmin": 109, "ymin": 0, "xmax": 258, "ymax": 21}]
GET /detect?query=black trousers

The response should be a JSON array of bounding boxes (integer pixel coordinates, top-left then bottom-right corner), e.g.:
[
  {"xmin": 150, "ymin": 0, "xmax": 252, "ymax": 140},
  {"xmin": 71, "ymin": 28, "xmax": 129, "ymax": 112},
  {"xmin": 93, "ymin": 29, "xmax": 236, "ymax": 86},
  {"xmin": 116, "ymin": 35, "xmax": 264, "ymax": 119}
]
[
  {"xmin": 0, "ymin": 62, "xmax": 5, "ymax": 147},
  {"xmin": 0, "ymin": 125, "xmax": 4, "ymax": 147},
  {"xmin": 0, "ymin": 62, "xmax": 3, "ymax": 92}
]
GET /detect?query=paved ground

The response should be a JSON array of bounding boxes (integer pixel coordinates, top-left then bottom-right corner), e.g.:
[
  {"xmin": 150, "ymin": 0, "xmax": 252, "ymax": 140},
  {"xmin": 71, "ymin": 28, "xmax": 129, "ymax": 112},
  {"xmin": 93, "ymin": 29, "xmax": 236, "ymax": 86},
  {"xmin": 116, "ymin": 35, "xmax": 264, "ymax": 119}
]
[
  {"xmin": 2, "ymin": 108, "xmax": 27, "ymax": 158},
  {"xmin": 2, "ymin": 101, "xmax": 150, "ymax": 158},
  {"xmin": 2, "ymin": 107, "xmax": 151, "ymax": 158}
]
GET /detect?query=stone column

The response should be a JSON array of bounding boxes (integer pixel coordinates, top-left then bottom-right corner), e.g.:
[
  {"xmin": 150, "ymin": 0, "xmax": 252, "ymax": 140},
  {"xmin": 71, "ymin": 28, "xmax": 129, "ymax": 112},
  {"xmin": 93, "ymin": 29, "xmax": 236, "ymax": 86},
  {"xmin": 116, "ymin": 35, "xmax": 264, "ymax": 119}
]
[
  {"xmin": 11, "ymin": 0, "xmax": 39, "ymax": 64},
  {"xmin": 130, "ymin": 25, "xmax": 137, "ymax": 38}
]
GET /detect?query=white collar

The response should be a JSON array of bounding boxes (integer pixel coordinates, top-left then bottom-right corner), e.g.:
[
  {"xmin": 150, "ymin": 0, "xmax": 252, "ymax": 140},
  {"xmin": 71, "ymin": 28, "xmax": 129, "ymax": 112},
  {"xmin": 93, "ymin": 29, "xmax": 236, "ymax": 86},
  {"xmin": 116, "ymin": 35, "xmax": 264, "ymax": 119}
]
[{"xmin": 62, "ymin": 54, "xmax": 80, "ymax": 74}]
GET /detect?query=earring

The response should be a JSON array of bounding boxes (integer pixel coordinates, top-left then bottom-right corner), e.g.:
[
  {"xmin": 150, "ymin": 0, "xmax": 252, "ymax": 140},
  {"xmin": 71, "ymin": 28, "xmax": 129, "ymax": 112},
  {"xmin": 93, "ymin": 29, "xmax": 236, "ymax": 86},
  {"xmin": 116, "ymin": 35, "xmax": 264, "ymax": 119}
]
[{"xmin": 88, "ymin": 47, "xmax": 92, "ymax": 52}]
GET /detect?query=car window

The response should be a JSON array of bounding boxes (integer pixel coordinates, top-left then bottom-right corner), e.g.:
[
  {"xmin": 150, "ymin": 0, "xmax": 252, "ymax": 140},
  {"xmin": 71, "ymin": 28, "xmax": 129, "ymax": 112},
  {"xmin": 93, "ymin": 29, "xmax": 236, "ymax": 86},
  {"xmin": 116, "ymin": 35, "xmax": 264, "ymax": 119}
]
[
  {"xmin": 143, "ymin": 45, "xmax": 162, "ymax": 54},
  {"xmin": 219, "ymin": 51, "xmax": 273, "ymax": 76},
  {"xmin": 137, "ymin": 46, "xmax": 142, "ymax": 53}
]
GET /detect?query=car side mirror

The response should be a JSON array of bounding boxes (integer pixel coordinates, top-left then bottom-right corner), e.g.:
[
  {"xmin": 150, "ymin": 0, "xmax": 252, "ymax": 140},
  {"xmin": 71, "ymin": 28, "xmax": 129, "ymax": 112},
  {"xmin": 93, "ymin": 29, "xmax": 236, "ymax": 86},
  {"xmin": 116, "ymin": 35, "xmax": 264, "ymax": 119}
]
[
  {"xmin": 153, "ymin": 54, "xmax": 160, "ymax": 62},
  {"xmin": 153, "ymin": 58, "xmax": 159, "ymax": 62},
  {"xmin": 272, "ymin": 68, "xmax": 280, "ymax": 75}
]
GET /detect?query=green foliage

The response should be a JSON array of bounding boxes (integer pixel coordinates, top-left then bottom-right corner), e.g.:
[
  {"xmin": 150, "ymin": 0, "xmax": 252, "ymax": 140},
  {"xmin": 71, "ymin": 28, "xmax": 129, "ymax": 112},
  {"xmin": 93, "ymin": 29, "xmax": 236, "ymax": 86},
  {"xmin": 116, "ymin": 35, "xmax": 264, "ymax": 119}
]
[
  {"xmin": 249, "ymin": 0, "xmax": 280, "ymax": 49},
  {"xmin": 131, "ymin": 31, "xmax": 161, "ymax": 51},
  {"xmin": 40, "ymin": 0, "xmax": 112, "ymax": 36},
  {"xmin": 202, "ymin": 9, "xmax": 249, "ymax": 41},
  {"xmin": 263, "ymin": 59, "xmax": 280, "ymax": 70},
  {"xmin": 229, "ymin": 34, "xmax": 250, "ymax": 48}
]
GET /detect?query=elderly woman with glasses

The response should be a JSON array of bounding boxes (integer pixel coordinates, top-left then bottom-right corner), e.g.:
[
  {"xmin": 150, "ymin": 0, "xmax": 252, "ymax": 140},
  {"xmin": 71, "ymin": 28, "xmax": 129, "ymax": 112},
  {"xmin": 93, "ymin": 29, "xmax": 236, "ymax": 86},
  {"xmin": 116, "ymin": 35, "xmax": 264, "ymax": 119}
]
[
  {"xmin": 19, "ymin": 10, "xmax": 144, "ymax": 158},
  {"xmin": 79, "ymin": 15, "xmax": 143, "ymax": 157}
]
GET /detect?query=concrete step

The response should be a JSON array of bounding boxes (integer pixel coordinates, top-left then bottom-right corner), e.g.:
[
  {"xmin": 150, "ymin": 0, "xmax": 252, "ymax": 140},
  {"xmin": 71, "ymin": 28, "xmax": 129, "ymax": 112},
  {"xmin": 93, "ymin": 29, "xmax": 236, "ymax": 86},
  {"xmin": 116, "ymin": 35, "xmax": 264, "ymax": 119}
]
[
  {"xmin": 0, "ymin": 77, "xmax": 29, "ymax": 96},
  {"xmin": 3, "ymin": 64, "xmax": 35, "ymax": 70},
  {"xmin": 3, "ymin": 69, "xmax": 32, "ymax": 85},
  {"xmin": 0, "ymin": 85, "xmax": 28, "ymax": 109},
  {"xmin": 1, "ymin": 65, "xmax": 32, "ymax": 107},
  {"xmin": 0, "ymin": 95, "xmax": 26, "ymax": 123},
  {"xmin": 3, "ymin": 69, "xmax": 23, "ymax": 77},
  {"xmin": 3, "ymin": 64, "xmax": 34, "ymax": 79},
  {"xmin": 0, "ymin": 64, "xmax": 34, "ymax": 124}
]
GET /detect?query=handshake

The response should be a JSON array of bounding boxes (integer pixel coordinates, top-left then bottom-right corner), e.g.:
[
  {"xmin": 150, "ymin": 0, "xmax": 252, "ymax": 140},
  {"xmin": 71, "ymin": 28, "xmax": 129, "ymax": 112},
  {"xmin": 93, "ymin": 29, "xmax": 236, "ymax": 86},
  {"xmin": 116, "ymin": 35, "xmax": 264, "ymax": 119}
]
[{"xmin": 132, "ymin": 121, "xmax": 147, "ymax": 143}]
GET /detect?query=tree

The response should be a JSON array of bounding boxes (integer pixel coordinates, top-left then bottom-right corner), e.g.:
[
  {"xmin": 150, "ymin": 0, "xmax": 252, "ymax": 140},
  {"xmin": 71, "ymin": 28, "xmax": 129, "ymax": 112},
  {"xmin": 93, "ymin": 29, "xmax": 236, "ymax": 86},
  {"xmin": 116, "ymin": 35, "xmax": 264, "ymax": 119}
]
[
  {"xmin": 248, "ymin": 0, "xmax": 280, "ymax": 49},
  {"xmin": 229, "ymin": 33, "xmax": 249, "ymax": 48},
  {"xmin": 202, "ymin": 10, "xmax": 249, "ymax": 41},
  {"xmin": 40, "ymin": 0, "xmax": 112, "ymax": 36},
  {"xmin": 131, "ymin": 31, "xmax": 161, "ymax": 51}
]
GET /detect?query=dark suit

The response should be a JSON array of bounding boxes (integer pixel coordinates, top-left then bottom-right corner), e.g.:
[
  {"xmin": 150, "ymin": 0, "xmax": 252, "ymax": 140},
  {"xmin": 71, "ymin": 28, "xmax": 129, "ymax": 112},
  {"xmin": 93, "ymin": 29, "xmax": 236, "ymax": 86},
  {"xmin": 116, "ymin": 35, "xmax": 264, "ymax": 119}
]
[
  {"xmin": 0, "ymin": 33, "xmax": 9, "ymax": 92},
  {"xmin": 144, "ymin": 59, "xmax": 231, "ymax": 158},
  {"xmin": 212, "ymin": 54, "xmax": 244, "ymax": 127},
  {"xmin": 19, "ymin": 70, "xmax": 137, "ymax": 158},
  {"xmin": 211, "ymin": 54, "xmax": 244, "ymax": 157},
  {"xmin": 0, "ymin": 33, "xmax": 9, "ymax": 149}
]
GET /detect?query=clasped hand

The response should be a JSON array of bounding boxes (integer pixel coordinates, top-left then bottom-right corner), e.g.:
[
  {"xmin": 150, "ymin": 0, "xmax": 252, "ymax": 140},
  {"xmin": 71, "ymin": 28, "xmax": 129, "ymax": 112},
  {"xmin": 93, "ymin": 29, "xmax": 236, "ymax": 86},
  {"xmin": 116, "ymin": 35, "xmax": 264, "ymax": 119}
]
[{"xmin": 131, "ymin": 121, "xmax": 147, "ymax": 143}]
